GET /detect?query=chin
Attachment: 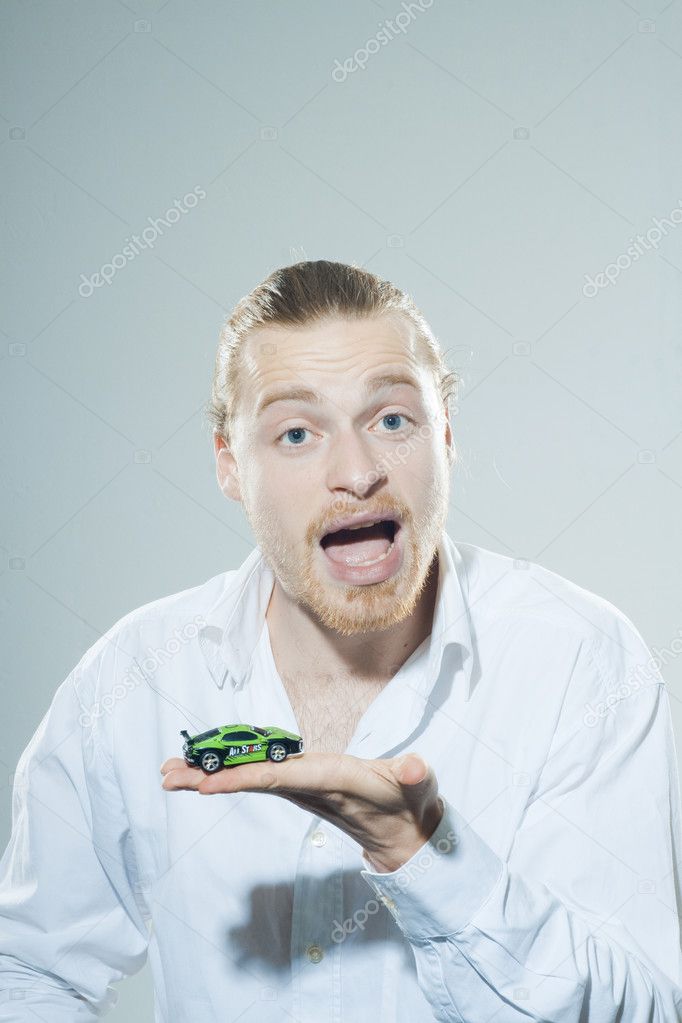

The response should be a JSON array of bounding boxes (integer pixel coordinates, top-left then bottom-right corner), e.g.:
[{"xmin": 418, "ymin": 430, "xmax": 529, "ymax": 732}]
[{"xmin": 301, "ymin": 538, "xmax": 434, "ymax": 637}]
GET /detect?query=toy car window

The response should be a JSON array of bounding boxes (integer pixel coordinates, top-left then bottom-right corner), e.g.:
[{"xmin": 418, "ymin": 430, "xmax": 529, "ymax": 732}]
[
  {"xmin": 227, "ymin": 731, "xmax": 257, "ymax": 741},
  {"xmin": 251, "ymin": 726, "xmax": 268, "ymax": 736},
  {"xmin": 192, "ymin": 727, "xmax": 220, "ymax": 741}
]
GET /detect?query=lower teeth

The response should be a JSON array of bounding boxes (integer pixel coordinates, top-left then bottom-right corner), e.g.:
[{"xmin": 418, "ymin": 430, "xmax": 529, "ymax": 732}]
[{"xmin": 344, "ymin": 541, "xmax": 394, "ymax": 567}]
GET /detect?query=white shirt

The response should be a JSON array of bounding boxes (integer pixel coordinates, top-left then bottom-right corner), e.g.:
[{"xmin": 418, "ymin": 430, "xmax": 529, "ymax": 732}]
[{"xmin": 1, "ymin": 534, "xmax": 681, "ymax": 1022}]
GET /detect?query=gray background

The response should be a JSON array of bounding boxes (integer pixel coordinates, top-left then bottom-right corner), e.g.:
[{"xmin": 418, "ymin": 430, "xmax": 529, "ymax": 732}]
[{"xmin": 2, "ymin": 0, "xmax": 682, "ymax": 1017}]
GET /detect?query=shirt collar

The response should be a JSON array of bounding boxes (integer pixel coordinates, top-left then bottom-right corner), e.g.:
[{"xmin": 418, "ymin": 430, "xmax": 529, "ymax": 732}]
[{"xmin": 198, "ymin": 532, "xmax": 475, "ymax": 701}]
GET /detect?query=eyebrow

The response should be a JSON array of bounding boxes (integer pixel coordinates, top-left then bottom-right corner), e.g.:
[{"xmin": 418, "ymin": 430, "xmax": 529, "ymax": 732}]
[{"xmin": 255, "ymin": 372, "xmax": 422, "ymax": 417}]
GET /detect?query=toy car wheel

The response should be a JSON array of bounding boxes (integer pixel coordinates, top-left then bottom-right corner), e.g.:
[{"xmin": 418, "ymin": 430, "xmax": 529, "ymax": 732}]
[
  {"xmin": 200, "ymin": 749, "xmax": 223, "ymax": 773},
  {"xmin": 268, "ymin": 742, "xmax": 288, "ymax": 762}
]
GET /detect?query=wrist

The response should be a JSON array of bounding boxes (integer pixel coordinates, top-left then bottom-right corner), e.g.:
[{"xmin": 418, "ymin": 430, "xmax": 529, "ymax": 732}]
[{"xmin": 364, "ymin": 795, "xmax": 444, "ymax": 873}]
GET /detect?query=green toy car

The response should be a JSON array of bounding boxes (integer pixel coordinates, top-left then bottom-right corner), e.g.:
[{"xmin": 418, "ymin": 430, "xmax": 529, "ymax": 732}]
[{"xmin": 180, "ymin": 724, "xmax": 304, "ymax": 773}]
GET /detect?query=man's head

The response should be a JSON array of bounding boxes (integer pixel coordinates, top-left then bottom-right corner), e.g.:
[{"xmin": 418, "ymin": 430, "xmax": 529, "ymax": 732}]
[{"xmin": 207, "ymin": 260, "xmax": 458, "ymax": 637}]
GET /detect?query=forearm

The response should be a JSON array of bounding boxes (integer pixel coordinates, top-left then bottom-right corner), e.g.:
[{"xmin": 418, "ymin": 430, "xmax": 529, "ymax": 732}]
[
  {"xmin": 361, "ymin": 799, "xmax": 682, "ymax": 1022},
  {"xmin": 0, "ymin": 959, "xmax": 100, "ymax": 1022},
  {"xmin": 0, "ymin": 669, "xmax": 149, "ymax": 1022}
]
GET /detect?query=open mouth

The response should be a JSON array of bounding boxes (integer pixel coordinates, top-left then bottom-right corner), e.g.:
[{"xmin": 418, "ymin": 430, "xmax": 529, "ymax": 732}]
[{"xmin": 320, "ymin": 518, "xmax": 399, "ymax": 568}]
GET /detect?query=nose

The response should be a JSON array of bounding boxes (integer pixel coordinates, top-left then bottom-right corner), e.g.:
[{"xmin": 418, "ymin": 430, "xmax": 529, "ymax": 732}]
[{"xmin": 324, "ymin": 427, "xmax": 387, "ymax": 500}]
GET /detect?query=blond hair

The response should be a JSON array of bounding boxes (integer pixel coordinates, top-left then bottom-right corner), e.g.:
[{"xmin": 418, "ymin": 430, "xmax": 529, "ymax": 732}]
[{"xmin": 206, "ymin": 260, "xmax": 458, "ymax": 442}]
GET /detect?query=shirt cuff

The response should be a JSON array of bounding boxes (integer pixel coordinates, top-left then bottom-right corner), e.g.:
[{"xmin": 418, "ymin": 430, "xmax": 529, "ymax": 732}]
[{"xmin": 359, "ymin": 796, "xmax": 505, "ymax": 940}]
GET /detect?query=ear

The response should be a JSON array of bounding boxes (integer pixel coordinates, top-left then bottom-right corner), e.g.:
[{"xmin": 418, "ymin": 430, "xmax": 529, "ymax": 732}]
[
  {"xmin": 443, "ymin": 403, "xmax": 456, "ymax": 467},
  {"xmin": 213, "ymin": 429, "xmax": 242, "ymax": 502}
]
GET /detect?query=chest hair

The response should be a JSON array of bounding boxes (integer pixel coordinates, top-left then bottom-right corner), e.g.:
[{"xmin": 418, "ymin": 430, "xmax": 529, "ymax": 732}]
[{"xmin": 280, "ymin": 668, "xmax": 389, "ymax": 755}]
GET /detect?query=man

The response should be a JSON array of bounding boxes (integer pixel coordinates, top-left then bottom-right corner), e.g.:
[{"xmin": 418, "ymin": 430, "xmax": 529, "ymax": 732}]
[{"xmin": 1, "ymin": 260, "xmax": 681, "ymax": 1021}]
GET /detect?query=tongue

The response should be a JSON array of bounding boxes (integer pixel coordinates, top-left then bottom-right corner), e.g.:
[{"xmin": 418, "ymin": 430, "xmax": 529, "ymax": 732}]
[{"xmin": 322, "ymin": 523, "xmax": 392, "ymax": 565}]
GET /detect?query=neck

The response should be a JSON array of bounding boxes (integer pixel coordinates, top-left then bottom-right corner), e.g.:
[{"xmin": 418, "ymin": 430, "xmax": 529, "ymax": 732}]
[{"xmin": 265, "ymin": 553, "xmax": 440, "ymax": 685}]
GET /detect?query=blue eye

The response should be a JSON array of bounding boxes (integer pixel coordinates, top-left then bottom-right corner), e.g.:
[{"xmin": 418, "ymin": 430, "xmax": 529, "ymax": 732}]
[
  {"xmin": 380, "ymin": 413, "xmax": 405, "ymax": 431},
  {"xmin": 277, "ymin": 414, "xmax": 411, "ymax": 447},
  {"xmin": 280, "ymin": 427, "xmax": 308, "ymax": 445}
]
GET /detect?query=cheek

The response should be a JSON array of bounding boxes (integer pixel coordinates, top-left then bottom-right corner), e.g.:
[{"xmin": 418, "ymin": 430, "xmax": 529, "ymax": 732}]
[
  {"xmin": 398, "ymin": 447, "xmax": 449, "ymax": 511},
  {"xmin": 243, "ymin": 455, "xmax": 317, "ymax": 522},
  {"xmin": 391, "ymin": 436, "xmax": 442, "ymax": 483}
]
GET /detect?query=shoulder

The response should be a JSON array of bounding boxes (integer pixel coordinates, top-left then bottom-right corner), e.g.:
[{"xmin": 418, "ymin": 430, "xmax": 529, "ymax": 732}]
[
  {"xmin": 71, "ymin": 566, "xmax": 242, "ymax": 696},
  {"xmin": 111, "ymin": 568, "xmax": 235, "ymax": 630},
  {"xmin": 454, "ymin": 540, "xmax": 663, "ymax": 692}
]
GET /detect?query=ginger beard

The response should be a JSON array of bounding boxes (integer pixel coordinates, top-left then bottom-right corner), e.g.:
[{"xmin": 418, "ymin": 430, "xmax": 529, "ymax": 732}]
[{"xmin": 241, "ymin": 475, "xmax": 450, "ymax": 637}]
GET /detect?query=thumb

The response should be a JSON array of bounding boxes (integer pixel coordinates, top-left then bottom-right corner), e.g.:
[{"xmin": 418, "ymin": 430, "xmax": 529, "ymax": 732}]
[{"xmin": 392, "ymin": 752, "xmax": 430, "ymax": 787}]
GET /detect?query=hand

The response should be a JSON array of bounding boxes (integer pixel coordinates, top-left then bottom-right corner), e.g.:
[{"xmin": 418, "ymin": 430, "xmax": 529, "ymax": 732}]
[{"xmin": 160, "ymin": 751, "xmax": 444, "ymax": 873}]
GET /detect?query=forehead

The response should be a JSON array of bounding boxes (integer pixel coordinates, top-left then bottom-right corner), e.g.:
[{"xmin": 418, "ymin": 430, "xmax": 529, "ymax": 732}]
[{"xmin": 239, "ymin": 313, "xmax": 428, "ymax": 396}]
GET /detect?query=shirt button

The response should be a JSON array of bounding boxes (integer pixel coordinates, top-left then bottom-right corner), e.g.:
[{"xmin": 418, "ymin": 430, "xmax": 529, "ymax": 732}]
[
  {"xmin": 311, "ymin": 829, "xmax": 326, "ymax": 847},
  {"xmin": 306, "ymin": 944, "xmax": 324, "ymax": 964}
]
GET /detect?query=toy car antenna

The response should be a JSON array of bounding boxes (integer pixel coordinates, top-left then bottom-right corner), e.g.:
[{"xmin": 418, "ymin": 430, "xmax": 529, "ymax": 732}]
[{"xmin": 132, "ymin": 656, "xmax": 208, "ymax": 735}]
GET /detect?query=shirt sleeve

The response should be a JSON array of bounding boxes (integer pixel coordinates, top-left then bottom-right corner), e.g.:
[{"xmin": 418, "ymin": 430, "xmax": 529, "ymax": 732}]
[
  {"xmin": 360, "ymin": 629, "xmax": 682, "ymax": 1022},
  {"xmin": 0, "ymin": 652, "xmax": 151, "ymax": 1020}
]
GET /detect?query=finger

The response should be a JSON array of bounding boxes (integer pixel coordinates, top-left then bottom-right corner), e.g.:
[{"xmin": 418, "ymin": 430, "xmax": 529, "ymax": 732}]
[
  {"xmin": 160, "ymin": 757, "xmax": 186, "ymax": 775},
  {"xmin": 195, "ymin": 751, "xmax": 344, "ymax": 796},
  {"xmin": 194, "ymin": 752, "xmax": 355, "ymax": 797},
  {"xmin": 393, "ymin": 753, "xmax": 430, "ymax": 787},
  {"xmin": 161, "ymin": 765, "xmax": 204, "ymax": 791},
  {"xmin": 391, "ymin": 754, "xmax": 440, "ymax": 813},
  {"xmin": 196, "ymin": 764, "xmax": 278, "ymax": 794}
]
